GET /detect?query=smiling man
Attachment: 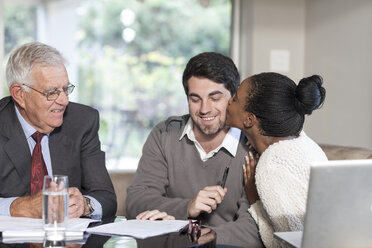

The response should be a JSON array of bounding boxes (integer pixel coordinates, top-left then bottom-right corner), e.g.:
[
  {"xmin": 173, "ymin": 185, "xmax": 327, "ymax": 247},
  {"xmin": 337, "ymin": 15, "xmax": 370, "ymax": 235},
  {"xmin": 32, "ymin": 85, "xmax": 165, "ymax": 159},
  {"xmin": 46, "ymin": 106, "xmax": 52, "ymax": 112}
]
[
  {"xmin": 126, "ymin": 52, "xmax": 263, "ymax": 247},
  {"xmin": 0, "ymin": 42, "xmax": 116, "ymax": 220}
]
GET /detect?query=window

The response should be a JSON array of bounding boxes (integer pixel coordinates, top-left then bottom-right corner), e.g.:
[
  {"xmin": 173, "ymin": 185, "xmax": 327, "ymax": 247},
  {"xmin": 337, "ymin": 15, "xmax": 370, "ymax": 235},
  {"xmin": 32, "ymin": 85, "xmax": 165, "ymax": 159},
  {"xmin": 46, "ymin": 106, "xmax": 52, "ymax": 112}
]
[
  {"xmin": 2, "ymin": 0, "xmax": 232, "ymax": 171},
  {"xmin": 1, "ymin": 2, "xmax": 38, "ymax": 96}
]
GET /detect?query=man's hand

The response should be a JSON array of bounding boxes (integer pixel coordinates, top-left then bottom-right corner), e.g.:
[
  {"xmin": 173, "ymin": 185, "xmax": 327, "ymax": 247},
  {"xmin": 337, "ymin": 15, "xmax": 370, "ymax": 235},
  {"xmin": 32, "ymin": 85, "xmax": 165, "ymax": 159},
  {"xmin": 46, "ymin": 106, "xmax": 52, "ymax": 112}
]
[
  {"xmin": 68, "ymin": 187, "xmax": 85, "ymax": 218},
  {"xmin": 136, "ymin": 209, "xmax": 175, "ymax": 220},
  {"xmin": 187, "ymin": 185, "xmax": 227, "ymax": 218},
  {"xmin": 9, "ymin": 191, "xmax": 43, "ymax": 218}
]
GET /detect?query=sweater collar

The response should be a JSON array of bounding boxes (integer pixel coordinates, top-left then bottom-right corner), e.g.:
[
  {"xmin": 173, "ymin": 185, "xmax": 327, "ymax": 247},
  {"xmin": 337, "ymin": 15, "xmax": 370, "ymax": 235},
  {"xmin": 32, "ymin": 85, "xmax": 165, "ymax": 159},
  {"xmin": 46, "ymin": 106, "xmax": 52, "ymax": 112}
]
[{"xmin": 180, "ymin": 117, "xmax": 241, "ymax": 160}]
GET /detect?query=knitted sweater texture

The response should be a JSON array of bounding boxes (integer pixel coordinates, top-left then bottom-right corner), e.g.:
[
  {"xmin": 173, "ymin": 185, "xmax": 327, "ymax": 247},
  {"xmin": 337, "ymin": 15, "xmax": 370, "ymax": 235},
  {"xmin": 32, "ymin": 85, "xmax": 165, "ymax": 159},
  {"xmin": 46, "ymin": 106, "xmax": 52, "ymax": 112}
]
[
  {"xmin": 126, "ymin": 115, "xmax": 264, "ymax": 247},
  {"xmin": 248, "ymin": 131, "xmax": 328, "ymax": 248}
]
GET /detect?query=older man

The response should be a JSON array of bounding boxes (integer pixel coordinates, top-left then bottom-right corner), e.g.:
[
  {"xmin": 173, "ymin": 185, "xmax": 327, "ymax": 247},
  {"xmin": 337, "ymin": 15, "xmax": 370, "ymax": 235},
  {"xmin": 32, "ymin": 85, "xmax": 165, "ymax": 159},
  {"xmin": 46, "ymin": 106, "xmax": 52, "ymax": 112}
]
[
  {"xmin": 126, "ymin": 52, "xmax": 263, "ymax": 247},
  {"xmin": 0, "ymin": 42, "xmax": 116, "ymax": 219}
]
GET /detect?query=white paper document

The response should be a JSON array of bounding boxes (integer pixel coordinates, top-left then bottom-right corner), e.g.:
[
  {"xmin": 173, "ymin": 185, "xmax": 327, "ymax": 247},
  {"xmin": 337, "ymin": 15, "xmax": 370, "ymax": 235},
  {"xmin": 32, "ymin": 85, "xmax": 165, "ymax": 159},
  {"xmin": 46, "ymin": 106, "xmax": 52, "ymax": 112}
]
[
  {"xmin": 0, "ymin": 216, "xmax": 97, "ymax": 243},
  {"xmin": 86, "ymin": 219, "xmax": 189, "ymax": 239}
]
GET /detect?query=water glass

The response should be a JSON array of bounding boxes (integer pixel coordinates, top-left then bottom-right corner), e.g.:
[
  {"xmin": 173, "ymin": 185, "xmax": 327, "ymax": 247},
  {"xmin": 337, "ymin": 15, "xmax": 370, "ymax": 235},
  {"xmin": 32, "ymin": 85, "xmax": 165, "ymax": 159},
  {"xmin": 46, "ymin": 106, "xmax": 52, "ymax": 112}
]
[
  {"xmin": 42, "ymin": 175, "xmax": 69, "ymax": 241},
  {"xmin": 43, "ymin": 239, "xmax": 66, "ymax": 248}
]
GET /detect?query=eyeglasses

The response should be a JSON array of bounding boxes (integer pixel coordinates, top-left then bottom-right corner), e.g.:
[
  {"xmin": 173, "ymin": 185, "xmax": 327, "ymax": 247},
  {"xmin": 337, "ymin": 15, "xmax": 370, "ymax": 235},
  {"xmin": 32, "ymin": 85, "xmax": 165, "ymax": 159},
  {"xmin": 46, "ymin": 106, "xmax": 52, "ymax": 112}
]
[{"xmin": 22, "ymin": 83, "xmax": 75, "ymax": 101}]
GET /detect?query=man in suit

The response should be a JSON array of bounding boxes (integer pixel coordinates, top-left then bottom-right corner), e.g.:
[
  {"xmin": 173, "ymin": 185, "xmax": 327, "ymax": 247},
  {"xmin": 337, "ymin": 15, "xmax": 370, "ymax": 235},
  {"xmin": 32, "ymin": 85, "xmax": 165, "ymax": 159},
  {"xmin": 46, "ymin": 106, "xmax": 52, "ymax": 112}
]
[{"xmin": 0, "ymin": 42, "xmax": 116, "ymax": 219}]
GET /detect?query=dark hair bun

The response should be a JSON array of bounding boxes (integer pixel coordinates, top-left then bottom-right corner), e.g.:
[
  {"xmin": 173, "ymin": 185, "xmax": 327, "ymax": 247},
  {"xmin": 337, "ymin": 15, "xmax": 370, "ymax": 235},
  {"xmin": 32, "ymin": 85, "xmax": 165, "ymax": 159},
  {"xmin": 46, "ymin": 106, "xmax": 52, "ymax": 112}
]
[{"xmin": 294, "ymin": 75, "xmax": 326, "ymax": 115}]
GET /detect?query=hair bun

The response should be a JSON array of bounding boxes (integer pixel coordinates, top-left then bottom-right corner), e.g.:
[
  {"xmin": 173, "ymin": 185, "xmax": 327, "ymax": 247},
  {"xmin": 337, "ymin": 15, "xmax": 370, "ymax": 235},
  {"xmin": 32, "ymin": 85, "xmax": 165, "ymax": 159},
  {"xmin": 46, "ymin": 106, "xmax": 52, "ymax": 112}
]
[{"xmin": 294, "ymin": 75, "xmax": 326, "ymax": 115}]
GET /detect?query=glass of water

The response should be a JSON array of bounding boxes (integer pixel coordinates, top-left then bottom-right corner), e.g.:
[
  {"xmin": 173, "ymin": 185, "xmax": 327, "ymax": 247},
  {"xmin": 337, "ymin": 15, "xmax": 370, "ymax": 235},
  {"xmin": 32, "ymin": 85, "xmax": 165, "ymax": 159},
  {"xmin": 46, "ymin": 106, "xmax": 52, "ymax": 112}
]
[{"xmin": 42, "ymin": 175, "xmax": 69, "ymax": 241}]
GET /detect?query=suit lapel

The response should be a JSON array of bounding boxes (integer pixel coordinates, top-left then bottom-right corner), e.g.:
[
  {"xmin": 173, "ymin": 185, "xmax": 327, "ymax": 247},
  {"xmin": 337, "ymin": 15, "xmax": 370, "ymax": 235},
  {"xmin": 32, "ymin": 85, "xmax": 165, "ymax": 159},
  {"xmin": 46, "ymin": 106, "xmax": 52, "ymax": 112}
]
[
  {"xmin": 4, "ymin": 135, "xmax": 31, "ymax": 190},
  {"xmin": 2, "ymin": 99, "xmax": 31, "ymax": 190},
  {"xmin": 49, "ymin": 128, "xmax": 74, "ymax": 175}
]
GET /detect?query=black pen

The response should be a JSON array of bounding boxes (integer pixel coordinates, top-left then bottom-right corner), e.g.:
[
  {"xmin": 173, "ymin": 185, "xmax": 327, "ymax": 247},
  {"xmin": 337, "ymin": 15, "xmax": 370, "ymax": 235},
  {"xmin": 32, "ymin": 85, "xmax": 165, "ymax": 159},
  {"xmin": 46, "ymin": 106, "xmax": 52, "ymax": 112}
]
[{"xmin": 220, "ymin": 167, "xmax": 229, "ymax": 188}]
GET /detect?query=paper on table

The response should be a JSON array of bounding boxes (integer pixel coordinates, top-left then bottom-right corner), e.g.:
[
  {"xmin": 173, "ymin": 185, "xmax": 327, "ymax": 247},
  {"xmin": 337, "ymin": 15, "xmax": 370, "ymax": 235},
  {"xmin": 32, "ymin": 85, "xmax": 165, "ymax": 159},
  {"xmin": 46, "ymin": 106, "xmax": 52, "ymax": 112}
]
[
  {"xmin": 86, "ymin": 219, "xmax": 189, "ymax": 239},
  {"xmin": 0, "ymin": 216, "xmax": 97, "ymax": 243}
]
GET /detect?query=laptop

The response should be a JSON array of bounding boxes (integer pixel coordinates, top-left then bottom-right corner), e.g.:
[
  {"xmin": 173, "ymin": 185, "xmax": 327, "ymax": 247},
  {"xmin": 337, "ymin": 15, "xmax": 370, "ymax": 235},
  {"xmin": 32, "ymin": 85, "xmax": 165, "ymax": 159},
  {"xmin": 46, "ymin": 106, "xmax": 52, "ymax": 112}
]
[{"xmin": 274, "ymin": 159, "xmax": 372, "ymax": 248}]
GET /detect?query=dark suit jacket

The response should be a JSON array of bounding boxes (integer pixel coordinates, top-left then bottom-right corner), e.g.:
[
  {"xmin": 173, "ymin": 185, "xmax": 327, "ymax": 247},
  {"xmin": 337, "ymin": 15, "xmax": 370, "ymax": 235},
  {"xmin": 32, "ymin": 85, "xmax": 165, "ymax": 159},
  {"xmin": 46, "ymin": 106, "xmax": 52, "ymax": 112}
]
[{"xmin": 0, "ymin": 96, "xmax": 117, "ymax": 218}]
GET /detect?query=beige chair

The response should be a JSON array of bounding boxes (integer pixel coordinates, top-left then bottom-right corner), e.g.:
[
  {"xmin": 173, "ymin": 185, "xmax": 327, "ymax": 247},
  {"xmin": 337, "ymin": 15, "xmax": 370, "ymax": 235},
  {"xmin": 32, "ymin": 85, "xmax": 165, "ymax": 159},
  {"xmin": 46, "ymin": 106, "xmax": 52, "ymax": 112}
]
[
  {"xmin": 320, "ymin": 144, "xmax": 372, "ymax": 160},
  {"xmin": 109, "ymin": 144, "xmax": 372, "ymax": 217},
  {"xmin": 109, "ymin": 171, "xmax": 135, "ymax": 217}
]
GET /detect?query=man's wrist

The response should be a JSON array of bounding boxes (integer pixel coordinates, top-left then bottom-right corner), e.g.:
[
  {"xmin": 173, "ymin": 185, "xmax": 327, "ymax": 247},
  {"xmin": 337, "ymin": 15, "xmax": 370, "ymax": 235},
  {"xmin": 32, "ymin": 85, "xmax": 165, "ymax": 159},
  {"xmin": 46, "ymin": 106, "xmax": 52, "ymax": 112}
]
[{"xmin": 83, "ymin": 196, "xmax": 95, "ymax": 216}]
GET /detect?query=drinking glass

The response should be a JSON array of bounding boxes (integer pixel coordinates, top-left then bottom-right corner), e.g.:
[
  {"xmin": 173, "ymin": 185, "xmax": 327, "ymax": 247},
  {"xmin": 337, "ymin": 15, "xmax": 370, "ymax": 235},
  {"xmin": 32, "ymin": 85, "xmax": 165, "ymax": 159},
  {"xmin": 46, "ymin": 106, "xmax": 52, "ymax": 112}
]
[
  {"xmin": 43, "ymin": 239, "xmax": 66, "ymax": 248},
  {"xmin": 42, "ymin": 175, "xmax": 69, "ymax": 241}
]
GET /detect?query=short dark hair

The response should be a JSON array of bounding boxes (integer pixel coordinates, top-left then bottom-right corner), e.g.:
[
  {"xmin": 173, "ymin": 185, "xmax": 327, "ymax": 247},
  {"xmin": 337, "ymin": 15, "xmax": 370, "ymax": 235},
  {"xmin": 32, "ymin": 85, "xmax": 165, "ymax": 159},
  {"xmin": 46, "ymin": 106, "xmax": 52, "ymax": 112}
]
[
  {"xmin": 182, "ymin": 52, "xmax": 240, "ymax": 96},
  {"xmin": 245, "ymin": 72, "xmax": 326, "ymax": 137}
]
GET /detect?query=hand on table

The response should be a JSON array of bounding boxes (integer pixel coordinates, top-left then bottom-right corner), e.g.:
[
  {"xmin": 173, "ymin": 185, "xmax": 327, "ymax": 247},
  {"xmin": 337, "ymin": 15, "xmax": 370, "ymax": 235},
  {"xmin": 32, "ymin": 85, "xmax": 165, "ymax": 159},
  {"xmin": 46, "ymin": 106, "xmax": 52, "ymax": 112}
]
[
  {"xmin": 242, "ymin": 149, "xmax": 260, "ymax": 204},
  {"xmin": 10, "ymin": 191, "xmax": 43, "ymax": 218},
  {"xmin": 68, "ymin": 187, "xmax": 85, "ymax": 218},
  {"xmin": 136, "ymin": 209, "xmax": 175, "ymax": 220},
  {"xmin": 187, "ymin": 185, "xmax": 227, "ymax": 218}
]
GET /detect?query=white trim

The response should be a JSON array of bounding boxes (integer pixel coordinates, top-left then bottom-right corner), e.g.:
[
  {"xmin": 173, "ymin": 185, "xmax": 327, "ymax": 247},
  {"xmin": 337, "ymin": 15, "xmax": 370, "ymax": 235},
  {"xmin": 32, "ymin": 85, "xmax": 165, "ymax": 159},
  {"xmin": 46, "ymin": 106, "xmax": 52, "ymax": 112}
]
[
  {"xmin": 230, "ymin": 0, "xmax": 241, "ymax": 70},
  {"xmin": 230, "ymin": 0, "xmax": 254, "ymax": 80}
]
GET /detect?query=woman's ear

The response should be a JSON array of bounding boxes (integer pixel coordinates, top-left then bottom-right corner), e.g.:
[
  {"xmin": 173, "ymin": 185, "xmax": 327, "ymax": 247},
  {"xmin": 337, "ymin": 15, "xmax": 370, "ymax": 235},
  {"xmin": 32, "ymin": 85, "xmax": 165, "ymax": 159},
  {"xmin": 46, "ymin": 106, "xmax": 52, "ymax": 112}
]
[
  {"xmin": 243, "ymin": 113, "xmax": 256, "ymax": 129},
  {"xmin": 9, "ymin": 83, "xmax": 26, "ymax": 108}
]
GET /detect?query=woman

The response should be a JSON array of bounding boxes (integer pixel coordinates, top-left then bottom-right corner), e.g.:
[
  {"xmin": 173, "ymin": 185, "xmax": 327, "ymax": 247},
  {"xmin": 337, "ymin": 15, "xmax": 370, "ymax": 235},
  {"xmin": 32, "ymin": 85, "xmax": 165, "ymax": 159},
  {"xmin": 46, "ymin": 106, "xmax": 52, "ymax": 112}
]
[{"xmin": 226, "ymin": 72, "xmax": 327, "ymax": 248}]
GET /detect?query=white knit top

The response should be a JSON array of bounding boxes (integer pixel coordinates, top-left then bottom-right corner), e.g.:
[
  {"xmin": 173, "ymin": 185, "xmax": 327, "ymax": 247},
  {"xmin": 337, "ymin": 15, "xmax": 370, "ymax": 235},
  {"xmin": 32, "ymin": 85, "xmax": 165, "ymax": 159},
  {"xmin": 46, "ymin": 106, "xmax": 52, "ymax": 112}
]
[{"xmin": 248, "ymin": 131, "xmax": 328, "ymax": 248}]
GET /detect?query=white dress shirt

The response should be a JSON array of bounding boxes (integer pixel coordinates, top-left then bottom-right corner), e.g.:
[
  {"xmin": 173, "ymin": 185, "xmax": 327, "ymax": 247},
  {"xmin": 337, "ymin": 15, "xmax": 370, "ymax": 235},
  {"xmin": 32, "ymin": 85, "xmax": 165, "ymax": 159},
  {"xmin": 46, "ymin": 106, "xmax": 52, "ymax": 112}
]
[{"xmin": 179, "ymin": 117, "xmax": 241, "ymax": 161}]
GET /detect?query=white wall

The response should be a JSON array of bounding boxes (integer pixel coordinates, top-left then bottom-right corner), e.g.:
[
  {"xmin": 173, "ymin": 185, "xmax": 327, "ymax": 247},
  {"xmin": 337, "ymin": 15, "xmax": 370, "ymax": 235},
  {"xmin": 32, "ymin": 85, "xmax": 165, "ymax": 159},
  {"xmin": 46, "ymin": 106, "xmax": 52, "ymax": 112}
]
[
  {"xmin": 237, "ymin": 0, "xmax": 372, "ymax": 148},
  {"xmin": 234, "ymin": 0, "xmax": 305, "ymax": 81},
  {"xmin": 304, "ymin": 0, "xmax": 372, "ymax": 147},
  {"xmin": 251, "ymin": 0, "xmax": 305, "ymax": 82}
]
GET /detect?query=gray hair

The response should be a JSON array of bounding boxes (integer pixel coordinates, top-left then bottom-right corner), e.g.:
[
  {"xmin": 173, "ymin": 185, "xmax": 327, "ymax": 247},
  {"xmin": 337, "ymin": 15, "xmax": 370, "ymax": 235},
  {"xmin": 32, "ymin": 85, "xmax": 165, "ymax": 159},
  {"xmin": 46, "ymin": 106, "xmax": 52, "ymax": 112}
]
[{"xmin": 6, "ymin": 42, "xmax": 66, "ymax": 90}]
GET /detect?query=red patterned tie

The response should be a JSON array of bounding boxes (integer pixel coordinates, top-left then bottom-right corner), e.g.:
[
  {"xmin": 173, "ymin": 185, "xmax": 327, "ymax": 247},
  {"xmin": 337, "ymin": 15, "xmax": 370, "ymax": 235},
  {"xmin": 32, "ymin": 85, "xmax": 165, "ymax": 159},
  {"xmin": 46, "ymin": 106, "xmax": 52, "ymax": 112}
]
[{"xmin": 30, "ymin": 131, "xmax": 48, "ymax": 195}]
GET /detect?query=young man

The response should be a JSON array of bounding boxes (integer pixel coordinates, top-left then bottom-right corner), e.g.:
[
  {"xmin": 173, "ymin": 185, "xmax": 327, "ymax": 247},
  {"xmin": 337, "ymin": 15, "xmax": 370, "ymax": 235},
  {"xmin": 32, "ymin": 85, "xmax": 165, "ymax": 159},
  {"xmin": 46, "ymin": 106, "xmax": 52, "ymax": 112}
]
[
  {"xmin": 0, "ymin": 42, "xmax": 116, "ymax": 219},
  {"xmin": 126, "ymin": 52, "xmax": 263, "ymax": 247}
]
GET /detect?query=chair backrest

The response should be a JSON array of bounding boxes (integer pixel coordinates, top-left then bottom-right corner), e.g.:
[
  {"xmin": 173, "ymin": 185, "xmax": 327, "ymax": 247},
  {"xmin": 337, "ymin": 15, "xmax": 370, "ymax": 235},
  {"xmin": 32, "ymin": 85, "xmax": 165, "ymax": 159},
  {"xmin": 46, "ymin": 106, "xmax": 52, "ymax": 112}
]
[
  {"xmin": 109, "ymin": 171, "xmax": 135, "ymax": 217},
  {"xmin": 319, "ymin": 144, "xmax": 372, "ymax": 160}
]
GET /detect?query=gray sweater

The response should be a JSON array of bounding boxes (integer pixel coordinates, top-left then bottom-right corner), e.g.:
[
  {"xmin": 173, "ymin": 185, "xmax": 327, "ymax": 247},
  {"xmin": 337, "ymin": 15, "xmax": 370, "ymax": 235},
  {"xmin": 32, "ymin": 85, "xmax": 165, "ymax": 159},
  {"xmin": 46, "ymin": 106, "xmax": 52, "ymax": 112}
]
[{"xmin": 126, "ymin": 115, "xmax": 263, "ymax": 247}]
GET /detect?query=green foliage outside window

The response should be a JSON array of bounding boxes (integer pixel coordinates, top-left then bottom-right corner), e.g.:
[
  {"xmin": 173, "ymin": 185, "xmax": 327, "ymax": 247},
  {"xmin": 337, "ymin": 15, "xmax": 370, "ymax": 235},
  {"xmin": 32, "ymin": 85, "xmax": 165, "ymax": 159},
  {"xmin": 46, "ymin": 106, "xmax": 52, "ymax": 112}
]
[
  {"xmin": 2, "ymin": 4, "xmax": 37, "ymax": 95},
  {"xmin": 2, "ymin": 0, "xmax": 231, "ymax": 164},
  {"xmin": 77, "ymin": 0, "xmax": 231, "ymax": 160}
]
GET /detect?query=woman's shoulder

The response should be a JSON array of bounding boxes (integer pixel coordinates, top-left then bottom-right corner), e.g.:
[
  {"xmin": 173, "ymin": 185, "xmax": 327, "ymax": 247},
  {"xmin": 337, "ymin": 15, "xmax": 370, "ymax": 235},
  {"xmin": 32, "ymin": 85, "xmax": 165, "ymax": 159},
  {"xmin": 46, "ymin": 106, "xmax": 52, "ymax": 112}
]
[
  {"xmin": 259, "ymin": 131, "xmax": 327, "ymax": 168},
  {"xmin": 298, "ymin": 131, "xmax": 328, "ymax": 160}
]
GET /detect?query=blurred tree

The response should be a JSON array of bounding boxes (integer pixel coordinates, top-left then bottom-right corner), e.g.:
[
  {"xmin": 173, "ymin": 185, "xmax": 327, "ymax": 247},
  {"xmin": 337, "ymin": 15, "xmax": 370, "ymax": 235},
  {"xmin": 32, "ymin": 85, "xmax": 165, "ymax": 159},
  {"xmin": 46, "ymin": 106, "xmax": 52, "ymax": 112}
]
[
  {"xmin": 77, "ymin": 0, "xmax": 230, "ymax": 56},
  {"xmin": 2, "ymin": 0, "xmax": 231, "ymax": 161},
  {"xmin": 4, "ymin": 4, "xmax": 37, "ymax": 54},
  {"xmin": 2, "ymin": 4, "xmax": 37, "ymax": 95},
  {"xmin": 78, "ymin": 0, "xmax": 231, "ymax": 159}
]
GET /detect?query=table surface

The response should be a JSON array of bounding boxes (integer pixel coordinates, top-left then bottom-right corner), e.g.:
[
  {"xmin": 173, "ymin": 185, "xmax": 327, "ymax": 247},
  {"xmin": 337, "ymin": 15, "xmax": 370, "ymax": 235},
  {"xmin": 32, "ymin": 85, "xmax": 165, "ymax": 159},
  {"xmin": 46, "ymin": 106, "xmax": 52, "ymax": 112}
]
[{"xmin": 0, "ymin": 216, "xmax": 217, "ymax": 248}]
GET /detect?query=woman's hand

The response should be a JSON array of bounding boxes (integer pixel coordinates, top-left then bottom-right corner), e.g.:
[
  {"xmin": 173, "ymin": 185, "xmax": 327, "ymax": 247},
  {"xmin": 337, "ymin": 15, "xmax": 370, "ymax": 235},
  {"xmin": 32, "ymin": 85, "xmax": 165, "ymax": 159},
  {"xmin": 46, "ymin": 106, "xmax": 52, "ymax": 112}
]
[
  {"xmin": 136, "ymin": 209, "xmax": 175, "ymax": 220},
  {"xmin": 197, "ymin": 227, "xmax": 216, "ymax": 244},
  {"xmin": 242, "ymin": 149, "xmax": 260, "ymax": 205}
]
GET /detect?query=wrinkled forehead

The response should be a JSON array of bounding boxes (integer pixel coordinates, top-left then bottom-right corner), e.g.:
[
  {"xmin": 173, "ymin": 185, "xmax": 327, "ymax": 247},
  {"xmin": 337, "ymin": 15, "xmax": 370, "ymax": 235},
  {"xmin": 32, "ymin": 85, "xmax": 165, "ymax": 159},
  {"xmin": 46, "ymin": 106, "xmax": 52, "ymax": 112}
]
[{"xmin": 30, "ymin": 63, "xmax": 69, "ymax": 87}]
